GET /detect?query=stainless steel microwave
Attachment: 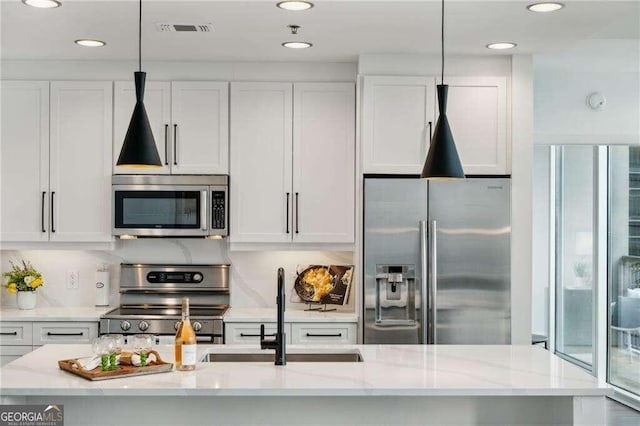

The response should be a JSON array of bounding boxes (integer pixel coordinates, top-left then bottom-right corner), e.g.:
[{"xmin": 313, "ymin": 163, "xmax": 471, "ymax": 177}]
[{"xmin": 112, "ymin": 175, "xmax": 228, "ymax": 238}]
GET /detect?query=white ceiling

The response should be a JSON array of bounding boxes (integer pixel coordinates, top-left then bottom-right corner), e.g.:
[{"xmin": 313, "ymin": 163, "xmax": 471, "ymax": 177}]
[{"xmin": 1, "ymin": 0, "xmax": 638, "ymax": 62}]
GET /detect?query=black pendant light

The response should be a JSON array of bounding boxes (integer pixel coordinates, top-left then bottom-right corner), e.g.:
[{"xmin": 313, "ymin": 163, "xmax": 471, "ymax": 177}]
[
  {"xmin": 116, "ymin": 0, "xmax": 162, "ymax": 168},
  {"xmin": 420, "ymin": 0, "xmax": 464, "ymax": 180}
]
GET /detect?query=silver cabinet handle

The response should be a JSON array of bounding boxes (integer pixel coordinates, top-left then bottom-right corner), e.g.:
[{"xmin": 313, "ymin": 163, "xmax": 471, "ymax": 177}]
[
  {"xmin": 420, "ymin": 220, "xmax": 428, "ymax": 344},
  {"xmin": 173, "ymin": 124, "xmax": 178, "ymax": 166},
  {"xmin": 429, "ymin": 220, "xmax": 438, "ymax": 344}
]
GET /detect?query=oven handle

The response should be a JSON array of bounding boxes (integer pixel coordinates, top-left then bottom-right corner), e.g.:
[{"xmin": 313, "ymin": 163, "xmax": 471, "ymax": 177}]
[{"xmin": 201, "ymin": 190, "xmax": 208, "ymax": 232}]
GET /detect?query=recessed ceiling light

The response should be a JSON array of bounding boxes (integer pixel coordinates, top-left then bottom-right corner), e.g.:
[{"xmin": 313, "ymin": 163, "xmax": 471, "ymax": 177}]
[
  {"xmin": 486, "ymin": 42, "xmax": 517, "ymax": 50},
  {"xmin": 22, "ymin": 0, "xmax": 61, "ymax": 8},
  {"xmin": 527, "ymin": 2, "xmax": 564, "ymax": 13},
  {"xmin": 282, "ymin": 41, "xmax": 313, "ymax": 49},
  {"xmin": 276, "ymin": 1, "xmax": 314, "ymax": 11},
  {"xmin": 75, "ymin": 39, "xmax": 106, "ymax": 47}
]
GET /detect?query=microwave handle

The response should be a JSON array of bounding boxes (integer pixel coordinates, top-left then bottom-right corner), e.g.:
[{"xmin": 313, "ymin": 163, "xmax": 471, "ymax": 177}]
[{"xmin": 201, "ymin": 190, "xmax": 208, "ymax": 232}]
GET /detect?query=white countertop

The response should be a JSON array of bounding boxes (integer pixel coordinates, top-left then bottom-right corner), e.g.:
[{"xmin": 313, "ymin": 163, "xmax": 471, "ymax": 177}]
[
  {"xmin": 0, "ymin": 306, "xmax": 112, "ymax": 322},
  {"xmin": 224, "ymin": 307, "xmax": 358, "ymax": 323},
  {"xmin": 0, "ymin": 344, "xmax": 611, "ymax": 397}
]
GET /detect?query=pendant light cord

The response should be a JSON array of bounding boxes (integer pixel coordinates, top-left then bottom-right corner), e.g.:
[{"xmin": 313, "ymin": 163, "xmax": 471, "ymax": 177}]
[
  {"xmin": 441, "ymin": 0, "xmax": 444, "ymax": 85},
  {"xmin": 138, "ymin": 0, "xmax": 142, "ymax": 72}
]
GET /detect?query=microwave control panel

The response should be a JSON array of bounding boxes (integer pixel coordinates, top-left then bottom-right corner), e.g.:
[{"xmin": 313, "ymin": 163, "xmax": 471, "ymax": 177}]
[{"xmin": 211, "ymin": 191, "xmax": 226, "ymax": 230}]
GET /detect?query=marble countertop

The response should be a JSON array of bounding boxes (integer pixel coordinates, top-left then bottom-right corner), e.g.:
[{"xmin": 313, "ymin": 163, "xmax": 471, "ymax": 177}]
[
  {"xmin": 224, "ymin": 307, "xmax": 358, "ymax": 323},
  {"xmin": 0, "ymin": 344, "xmax": 611, "ymax": 397},
  {"xmin": 0, "ymin": 306, "xmax": 112, "ymax": 322}
]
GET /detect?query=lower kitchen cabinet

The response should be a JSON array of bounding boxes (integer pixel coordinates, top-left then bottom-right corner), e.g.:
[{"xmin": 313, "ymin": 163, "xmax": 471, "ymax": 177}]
[
  {"xmin": 0, "ymin": 321, "xmax": 98, "ymax": 366},
  {"xmin": 224, "ymin": 322, "xmax": 356, "ymax": 345},
  {"xmin": 290, "ymin": 323, "xmax": 357, "ymax": 344}
]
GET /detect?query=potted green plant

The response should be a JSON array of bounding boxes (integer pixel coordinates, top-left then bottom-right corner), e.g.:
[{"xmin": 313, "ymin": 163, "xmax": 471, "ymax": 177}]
[
  {"xmin": 573, "ymin": 261, "xmax": 591, "ymax": 287},
  {"xmin": 2, "ymin": 260, "xmax": 45, "ymax": 310}
]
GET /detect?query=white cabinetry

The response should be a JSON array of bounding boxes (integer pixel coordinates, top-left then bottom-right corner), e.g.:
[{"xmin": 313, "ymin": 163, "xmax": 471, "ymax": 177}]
[
  {"xmin": 224, "ymin": 322, "xmax": 292, "ymax": 345},
  {"xmin": 230, "ymin": 82, "xmax": 355, "ymax": 244},
  {"xmin": 290, "ymin": 323, "xmax": 357, "ymax": 344},
  {"xmin": 113, "ymin": 81, "xmax": 229, "ymax": 175},
  {"xmin": 444, "ymin": 77, "xmax": 508, "ymax": 175},
  {"xmin": 0, "ymin": 321, "xmax": 98, "ymax": 366},
  {"xmin": 362, "ymin": 76, "xmax": 435, "ymax": 174},
  {"xmin": 1, "ymin": 81, "xmax": 112, "ymax": 243},
  {"xmin": 0, "ymin": 81, "xmax": 49, "ymax": 242},
  {"xmin": 361, "ymin": 75, "xmax": 509, "ymax": 175}
]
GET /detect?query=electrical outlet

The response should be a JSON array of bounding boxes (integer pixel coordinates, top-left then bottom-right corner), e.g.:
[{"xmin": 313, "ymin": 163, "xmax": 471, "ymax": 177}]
[{"xmin": 66, "ymin": 270, "xmax": 79, "ymax": 290}]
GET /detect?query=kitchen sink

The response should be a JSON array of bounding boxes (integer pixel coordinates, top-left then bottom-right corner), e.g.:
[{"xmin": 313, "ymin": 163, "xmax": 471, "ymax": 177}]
[{"xmin": 203, "ymin": 351, "xmax": 363, "ymax": 363}]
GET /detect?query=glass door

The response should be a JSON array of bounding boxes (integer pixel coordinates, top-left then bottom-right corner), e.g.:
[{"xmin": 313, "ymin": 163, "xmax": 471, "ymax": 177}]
[{"xmin": 554, "ymin": 146, "xmax": 597, "ymax": 372}]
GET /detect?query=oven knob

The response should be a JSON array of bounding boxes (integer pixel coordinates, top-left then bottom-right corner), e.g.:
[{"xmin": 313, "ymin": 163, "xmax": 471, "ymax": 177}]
[
  {"xmin": 138, "ymin": 320, "xmax": 150, "ymax": 331},
  {"xmin": 193, "ymin": 321, "xmax": 202, "ymax": 332},
  {"xmin": 120, "ymin": 320, "xmax": 131, "ymax": 331},
  {"xmin": 174, "ymin": 321, "xmax": 181, "ymax": 331},
  {"xmin": 193, "ymin": 273, "xmax": 202, "ymax": 282}
]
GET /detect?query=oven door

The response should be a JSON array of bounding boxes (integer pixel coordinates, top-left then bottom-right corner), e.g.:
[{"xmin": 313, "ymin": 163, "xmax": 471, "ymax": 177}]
[{"xmin": 113, "ymin": 185, "xmax": 209, "ymax": 237}]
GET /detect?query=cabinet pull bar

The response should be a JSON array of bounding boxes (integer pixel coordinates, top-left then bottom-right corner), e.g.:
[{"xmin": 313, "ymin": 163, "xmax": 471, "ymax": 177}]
[
  {"xmin": 240, "ymin": 333, "xmax": 276, "ymax": 337},
  {"xmin": 50, "ymin": 191, "xmax": 55, "ymax": 233},
  {"xmin": 286, "ymin": 192, "xmax": 290, "ymax": 234},
  {"xmin": 41, "ymin": 191, "xmax": 46, "ymax": 233},
  {"xmin": 0, "ymin": 332, "xmax": 18, "ymax": 336},
  {"xmin": 428, "ymin": 121, "xmax": 433, "ymax": 143},
  {"xmin": 47, "ymin": 332, "xmax": 84, "ymax": 336},
  {"xmin": 164, "ymin": 124, "xmax": 169, "ymax": 166},
  {"xmin": 305, "ymin": 333, "xmax": 342, "ymax": 337},
  {"xmin": 173, "ymin": 124, "xmax": 178, "ymax": 166},
  {"xmin": 295, "ymin": 192, "xmax": 299, "ymax": 234}
]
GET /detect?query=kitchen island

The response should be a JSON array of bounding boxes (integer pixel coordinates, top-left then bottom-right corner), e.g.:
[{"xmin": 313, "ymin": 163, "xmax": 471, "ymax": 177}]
[{"xmin": 0, "ymin": 344, "xmax": 610, "ymax": 426}]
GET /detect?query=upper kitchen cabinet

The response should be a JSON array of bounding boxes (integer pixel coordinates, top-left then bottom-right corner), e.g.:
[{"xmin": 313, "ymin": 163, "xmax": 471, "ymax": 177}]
[
  {"xmin": 1, "ymin": 81, "xmax": 50, "ymax": 242},
  {"xmin": 361, "ymin": 75, "xmax": 509, "ymax": 175},
  {"xmin": 362, "ymin": 76, "xmax": 435, "ymax": 174},
  {"xmin": 444, "ymin": 77, "xmax": 508, "ymax": 175},
  {"xmin": 293, "ymin": 83, "xmax": 355, "ymax": 243},
  {"xmin": 113, "ymin": 81, "xmax": 229, "ymax": 175},
  {"xmin": 1, "ymin": 81, "xmax": 113, "ymax": 244},
  {"xmin": 230, "ymin": 82, "xmax": 355, "ymax": 245},
  {"xmin": 49, "ymin": 81, "xmax": 113, "ymax": 242},
  {"xmin": 230, "ymin": 82, "xmax": 293, "ymax": 243}
]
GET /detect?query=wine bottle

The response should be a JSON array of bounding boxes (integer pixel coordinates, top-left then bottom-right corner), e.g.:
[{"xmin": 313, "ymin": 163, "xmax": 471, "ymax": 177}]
[{"xmin": 175, "ymin": 296, "xmax": 197, "ymax": 371}]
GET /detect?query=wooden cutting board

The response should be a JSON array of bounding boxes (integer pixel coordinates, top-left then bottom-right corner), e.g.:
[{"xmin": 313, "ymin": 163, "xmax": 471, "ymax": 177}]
[{"xmin": 58, "ymin": 350, "xmax": 173, "ymax": 381}]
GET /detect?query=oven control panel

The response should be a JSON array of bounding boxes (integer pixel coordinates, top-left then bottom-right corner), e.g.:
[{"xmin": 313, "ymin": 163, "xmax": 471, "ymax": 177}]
[{"xmin": 146, "ymin": 271, "xmax": 204, "ymax": 283}]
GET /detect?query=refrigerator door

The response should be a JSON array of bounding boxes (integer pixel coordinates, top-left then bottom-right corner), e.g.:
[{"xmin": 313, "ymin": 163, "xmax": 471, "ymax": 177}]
[
  {"xmin": 428, "ymin": 178, "xmax": 511, "ymax": 344},
  {"xmin": 363, "ymin": 178, "xmax": 427, "ymax": 344}
]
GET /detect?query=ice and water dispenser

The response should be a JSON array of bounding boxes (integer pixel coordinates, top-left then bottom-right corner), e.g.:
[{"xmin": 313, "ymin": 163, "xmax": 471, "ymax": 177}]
[{"xmin": 375, "ymin": 265, "xmax": 417, "ymax": 326}]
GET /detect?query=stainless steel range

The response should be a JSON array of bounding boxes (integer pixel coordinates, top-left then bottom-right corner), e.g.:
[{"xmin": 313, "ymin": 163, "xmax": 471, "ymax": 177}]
[{"xmin": 99, "ymin": 264, "xmax": 229, "ymax": 343}]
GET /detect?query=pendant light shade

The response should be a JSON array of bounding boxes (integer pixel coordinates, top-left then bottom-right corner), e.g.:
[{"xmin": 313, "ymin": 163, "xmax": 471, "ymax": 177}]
[
  {"xmin": 116, "ymin": 72, "xmax": 161, "ymax": 168},
  {"xmin": 420, "ymin": 85, "xmax": 464, "ymax": 179},
  {"xmin": 116, "ymin": 0, "xmax": 161, "ymax": 168},
  {"xmin": 421, "ymin": 0, "xmax": 464, "ymax": 180}
]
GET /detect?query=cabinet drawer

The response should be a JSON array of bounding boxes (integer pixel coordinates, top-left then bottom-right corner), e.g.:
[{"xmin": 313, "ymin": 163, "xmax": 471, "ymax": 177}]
[
  {"xmin": 0, "ymin": 322, "xmax": 33, "ymax": 346},
  {"xmin": 291, "ymin": 323, "xmax": 357, "ymax": 344},
  {"xmin": 224, "ymin": 322, "xmax": 292, "ymax": 345},
  {"xmin": 33, "ymin": 322, "xmax": 98, "ymax": 345}
]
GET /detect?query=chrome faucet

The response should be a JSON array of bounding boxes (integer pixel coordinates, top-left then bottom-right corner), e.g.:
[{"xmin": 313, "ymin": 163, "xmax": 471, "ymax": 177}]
[{"xmin": 260, "ymin": 267, "xmax": 286, "ymax": 365}]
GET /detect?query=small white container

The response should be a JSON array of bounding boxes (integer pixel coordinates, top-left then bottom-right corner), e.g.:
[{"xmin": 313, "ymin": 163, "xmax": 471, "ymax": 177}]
[{"xmin": 95, "ymin": 265, "xmax": 110, "ymax": 307}]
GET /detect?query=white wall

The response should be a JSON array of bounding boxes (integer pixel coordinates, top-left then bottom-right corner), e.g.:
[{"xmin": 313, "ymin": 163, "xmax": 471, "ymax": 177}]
[{"xmin": 534, "ymin": 39, "xmax": 640, "ymax": 146}]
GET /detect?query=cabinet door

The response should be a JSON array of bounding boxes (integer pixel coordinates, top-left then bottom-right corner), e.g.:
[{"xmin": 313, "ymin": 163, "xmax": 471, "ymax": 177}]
[
  {"xmin": 445, "ymin": 77, "xmax": 508, "ymax": 175},
  {"xmin": 362, "ymin": 76, "xmax": 435, "ymax": 174},
  {"xmin": 32, "ymin": 321, "xmax": 98, "ymax": 345},
  {"xmin": 113, "ymin": 81, "xmax": 171, "ymax": 174},
  {"xmin": 290, "ymin": 323, "xmax": 357, "ymax": 344},
  {"xmin": 0, "ymin": 322, "xmax": 33, "ymax": 346},
  {"xmin": 49, "ymin": 81, "xmax": 113, "ymax": 242},
  {"xmin": 230, "ymin": 82, "xmax": 293, "ymax": 243},
  {"xmin": 293, "ymin": 83, "xmax": 355, "ymax": 243},
  {"xmin": 224, "ymin": 322, "xmax": 292, "ymax": 344},
  {"xmin": 171, "ymin": 82, "xmax": 229, "ymax": 174},
  {"xmin": 0, "ymin": 81, "xmax": 50, "ymax": 242}
]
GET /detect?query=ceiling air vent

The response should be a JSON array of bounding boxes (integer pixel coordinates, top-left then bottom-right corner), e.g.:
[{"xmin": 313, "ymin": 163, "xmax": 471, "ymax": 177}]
[{"xmin": 156, "ymin": 23, "xmax": 214, "ymax": 33}]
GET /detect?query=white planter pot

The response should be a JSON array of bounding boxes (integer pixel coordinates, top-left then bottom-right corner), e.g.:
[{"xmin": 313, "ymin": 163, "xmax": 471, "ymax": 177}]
[{"xmin": 16, "ymin": 291, "xmax": 36, "ymax": 310}]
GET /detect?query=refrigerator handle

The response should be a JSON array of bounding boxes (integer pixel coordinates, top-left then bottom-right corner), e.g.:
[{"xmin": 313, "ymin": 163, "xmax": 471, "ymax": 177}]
[
  {"xmin": 420, "ymin": 220, "xmax": 428, "ymax": 344},
  {"xmin": 429, "ymin": 220, "xmax": 438, "ymax": 344}
]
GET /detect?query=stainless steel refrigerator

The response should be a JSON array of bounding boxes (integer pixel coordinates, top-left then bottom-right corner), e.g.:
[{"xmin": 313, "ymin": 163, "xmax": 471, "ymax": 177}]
[{"xmin": 363, "ymin": 176, "xmax": 511, "ymax": 344}]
